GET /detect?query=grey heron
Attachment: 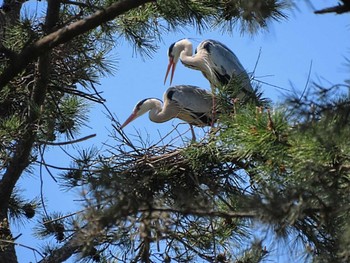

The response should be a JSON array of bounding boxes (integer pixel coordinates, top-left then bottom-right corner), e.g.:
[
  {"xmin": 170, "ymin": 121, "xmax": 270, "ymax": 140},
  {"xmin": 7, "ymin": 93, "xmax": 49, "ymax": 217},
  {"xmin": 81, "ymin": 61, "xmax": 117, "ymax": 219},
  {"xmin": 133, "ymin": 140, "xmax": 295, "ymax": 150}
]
[
  {"xmin": 120, "ymin": 85, "xmax": 214, "ymax": 140},
  {"xmin": 164, "ymin": 38, "xmax": 253, "ymax": 97}
]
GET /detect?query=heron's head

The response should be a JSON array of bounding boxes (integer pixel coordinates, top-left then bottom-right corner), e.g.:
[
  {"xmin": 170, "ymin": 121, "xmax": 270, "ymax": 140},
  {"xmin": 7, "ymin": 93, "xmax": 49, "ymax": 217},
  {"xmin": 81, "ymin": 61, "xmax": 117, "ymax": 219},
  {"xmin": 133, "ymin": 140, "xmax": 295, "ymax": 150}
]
[
  {"xmin": 164, "ymin": 39, "xmax": 192, "ymax": 85},
  {"xmin": 120, "ymin": 98, "xmax": 162, "ymax": 129}
]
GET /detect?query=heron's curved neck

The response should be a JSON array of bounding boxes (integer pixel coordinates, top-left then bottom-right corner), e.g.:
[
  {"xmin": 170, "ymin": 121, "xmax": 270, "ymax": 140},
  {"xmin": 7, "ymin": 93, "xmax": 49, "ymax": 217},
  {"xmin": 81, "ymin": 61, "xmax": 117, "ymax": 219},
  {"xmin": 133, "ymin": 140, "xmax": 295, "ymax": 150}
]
[
  {"xmin": 175, "ymin": 39, "xmax": 193, "ymax": 63},
  {"xmin": 178, "ymin": 39, "xmax": 193, "ymax": 56},
  {"xmin": 177, "ymin": 40, "xmax": 203, "ymax": 70},
  {"xmin": 146, "ymin": 99, "xmax": 174, "ymax": 123}
]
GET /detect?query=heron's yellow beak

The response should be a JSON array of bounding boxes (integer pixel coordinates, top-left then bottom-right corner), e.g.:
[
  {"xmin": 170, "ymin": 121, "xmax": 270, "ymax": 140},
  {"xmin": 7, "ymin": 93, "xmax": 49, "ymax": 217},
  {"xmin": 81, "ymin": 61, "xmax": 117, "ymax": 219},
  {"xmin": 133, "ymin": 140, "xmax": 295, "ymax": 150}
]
[
  {"xmin": 164, "ymin": 57, "xmax": 176, "ymax": 85},
  {"xmin": 120, "ymin": 112, "xmax": 137, "ymax": 129}
]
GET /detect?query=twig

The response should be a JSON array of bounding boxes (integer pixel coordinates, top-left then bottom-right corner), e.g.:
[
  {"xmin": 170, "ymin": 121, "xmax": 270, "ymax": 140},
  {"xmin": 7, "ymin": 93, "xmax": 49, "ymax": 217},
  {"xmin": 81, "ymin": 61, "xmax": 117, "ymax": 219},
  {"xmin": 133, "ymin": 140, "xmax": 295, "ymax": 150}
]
[
  {"xmin": 39, "ymin": 145, "xmax": 51, "ymax": 218},
  {"xmin": 55, "ymin": 86, "xmax": 106, "ymax": 103},
  {"xmin": 252, "ymin": 78, "xmax": 291, "ymax": 92},
  {"xmin": 151, "ymin": 122, "xmax": 189, "ymax": 148},
  {"xmin": 138, "ymin": 206, "xmax": 256, "ymax": 219},
  {"xmin": 88, "ymin": 81, "xmax": 140, "ymax": 153},
  {"xmin": 39, "ymin": 145, "xmax": 58, "ymax": 183},
  {"xmin": 42, "ymin": 209, "xmax": 86, "ymax": 224},
  {"xmin": 299, "ymin": 60, "xmax": 313, "ymax": 101},
  {"xmin": 169, "ymin": 235, "xmax": 214, "ymax": 262},
  {"xmin": 0, "ymin": 239, "xmax": 45, "ymax": 258},
  {"xmin": 38, "ymin": 134, "xmax": 96, "ymax": 145},
  {"xmin": 61, "ymin": 0, "xmax": 103, "ymax": 10},
  {"xmin": 33, "ymin": 161, "xmax": 93, "ymax": 172},
  {"xmin": 314, "ymin": 0, "xmax": 350, "ymax": 14},
  {"xmin": 252, "ymin": 47, "xmax": 262, "ymax": 76}
]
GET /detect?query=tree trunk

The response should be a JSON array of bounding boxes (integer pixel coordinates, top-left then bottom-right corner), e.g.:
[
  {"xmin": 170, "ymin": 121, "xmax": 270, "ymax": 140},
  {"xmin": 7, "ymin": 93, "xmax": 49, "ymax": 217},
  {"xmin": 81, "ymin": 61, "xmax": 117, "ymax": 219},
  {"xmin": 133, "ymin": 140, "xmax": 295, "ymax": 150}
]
[
  {"xmin": 0, "ymin": 211, "xmax": 18, "ymax": 263},
  {"xmin": 0, "ymin": 1, "xmax": 25, "ymax": 262}
]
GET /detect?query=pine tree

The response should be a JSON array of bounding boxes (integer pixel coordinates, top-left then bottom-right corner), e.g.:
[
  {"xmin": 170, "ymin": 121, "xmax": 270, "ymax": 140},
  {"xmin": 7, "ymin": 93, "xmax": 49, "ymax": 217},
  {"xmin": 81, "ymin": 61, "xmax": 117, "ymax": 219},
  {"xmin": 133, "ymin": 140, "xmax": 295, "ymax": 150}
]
[{"xmin": 0, "ymin": 1, "xmax": 349, "ymax": 262}]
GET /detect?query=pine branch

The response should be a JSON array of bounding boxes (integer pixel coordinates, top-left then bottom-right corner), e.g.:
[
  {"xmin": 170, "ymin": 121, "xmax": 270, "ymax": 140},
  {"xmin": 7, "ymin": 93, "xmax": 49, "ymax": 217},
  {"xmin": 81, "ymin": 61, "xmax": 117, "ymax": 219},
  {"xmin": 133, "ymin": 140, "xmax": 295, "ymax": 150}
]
[
  {"xmin": 0, "ymin": 0, "xmax": 60, "ymax": 237},
  {"xmin": 314, "ymin": 0, "xmax": 350, "ymax": 14},
  {"xmin": 54, "ymin": 86, "xmax": 106, "ymax": 103},
  {"xmin": 38, "ymin": 134, "xmax": 96, "ymax": 146},
  {"xmin": 0, "ymin": 0, "xmax": 154, "ymax": 224},
  {"xmin": 0, "ymin": 239, "xmax": 44, "ymax": 258},
  {"xmin": 62, "ymin": 0, "xmax": 101, "ymax": 10},
  {"xmin": 61, "ymin": 0, "xmax": 101, "ymax": 10},
  {"xmin": 38, "ymin": 235, "xmax": 82, "ymax": 263},
  {"xmin": 138, "ymin": 206, "xmax": 256, "ymax": 219},
  {"xmin": 0, "ymin": 0, "xmax": 155, "ymax": 89}
]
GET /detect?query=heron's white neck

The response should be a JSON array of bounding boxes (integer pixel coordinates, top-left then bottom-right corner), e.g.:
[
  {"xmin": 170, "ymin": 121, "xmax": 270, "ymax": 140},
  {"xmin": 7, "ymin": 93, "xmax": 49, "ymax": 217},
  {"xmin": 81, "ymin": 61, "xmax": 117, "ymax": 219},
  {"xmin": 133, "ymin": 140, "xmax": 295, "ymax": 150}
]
[
  {"xmin": 141, "ymin": 99, "xmax": 175, "ymax": 123},
  {"xmin": 173, "ymin": 39, "xmax": 196, "ymax": 68},
  {"xmin": 176, "ymin": 39, "xmax": 193, "ymax": 58},
  {"xmin": 177, "ymin": 39, "xmax": 210, "ymax": 76}
]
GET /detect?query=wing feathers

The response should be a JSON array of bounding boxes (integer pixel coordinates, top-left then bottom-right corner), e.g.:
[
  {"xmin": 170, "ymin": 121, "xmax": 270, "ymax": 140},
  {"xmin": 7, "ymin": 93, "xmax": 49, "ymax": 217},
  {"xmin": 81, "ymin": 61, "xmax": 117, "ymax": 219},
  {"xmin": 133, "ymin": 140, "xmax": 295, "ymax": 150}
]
[{"xmin": 165, "ymin": 85, "xmax": 213, "ymax": 126}]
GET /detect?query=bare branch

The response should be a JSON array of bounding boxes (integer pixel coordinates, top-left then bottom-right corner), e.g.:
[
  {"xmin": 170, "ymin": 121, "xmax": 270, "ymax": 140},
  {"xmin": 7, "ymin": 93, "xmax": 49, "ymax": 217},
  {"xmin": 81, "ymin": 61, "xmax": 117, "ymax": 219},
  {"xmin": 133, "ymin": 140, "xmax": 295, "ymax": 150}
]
[
  {"xmin": 139, "ymin": 206, "xmax": 256, "ymax": 219},
  {"xmin": 55, "ymin": 86, "xmax": 106, "ymax": 103},
  {"xmin": 38, "ymin": 133, "xmax": 96, "ymax": 146},
  {"xmin": 314, "ymin": 0, "xmax": 350, "ymax": 14},
  {"xmin": 61, "ymin": 0, "xmax": 102, "ymax": 10},
  {"xmin": 0, "ymin": 239, "xmax": 44, "ymax": 258},
  {"xmin": 38, "ymin": 235, "xmax": 82, "ymax": 263}
]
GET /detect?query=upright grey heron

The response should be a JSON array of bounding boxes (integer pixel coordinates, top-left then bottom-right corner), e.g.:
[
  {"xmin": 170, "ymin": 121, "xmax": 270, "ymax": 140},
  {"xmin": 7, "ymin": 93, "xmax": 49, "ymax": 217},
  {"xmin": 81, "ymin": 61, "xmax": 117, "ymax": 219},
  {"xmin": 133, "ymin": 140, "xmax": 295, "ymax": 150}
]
[
  {"xmin": 120, "ymin": 85, "xmax": 214, "ymax": 140},
  {"xmin": 164, "ymin": 39, "xmax": 253, "ymax": 97}
]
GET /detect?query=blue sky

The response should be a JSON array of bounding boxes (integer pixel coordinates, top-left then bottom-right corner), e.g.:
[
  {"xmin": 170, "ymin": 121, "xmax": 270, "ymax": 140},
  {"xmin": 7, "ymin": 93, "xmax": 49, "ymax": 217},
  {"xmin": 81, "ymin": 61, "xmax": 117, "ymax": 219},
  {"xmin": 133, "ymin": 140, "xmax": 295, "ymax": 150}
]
[{"xmin": 5, "ymin": 0, "xmax": 350, "ymax": 262}]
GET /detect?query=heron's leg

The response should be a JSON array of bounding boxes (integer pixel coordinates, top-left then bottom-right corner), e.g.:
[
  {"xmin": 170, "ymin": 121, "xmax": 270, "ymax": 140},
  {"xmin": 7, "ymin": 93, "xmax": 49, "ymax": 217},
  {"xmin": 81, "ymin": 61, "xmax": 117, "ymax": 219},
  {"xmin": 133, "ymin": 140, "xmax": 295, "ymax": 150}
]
[
  {"xmin": 190, "ymin": 124, "xmax": 196, "ymax": 142},
  {"xmin": 212, "ymin": 95, "xmax": 216, "ymax": 126},
  {"xmin": 211, "ymin": 84, "xmax": 216, "ymax": 127}
]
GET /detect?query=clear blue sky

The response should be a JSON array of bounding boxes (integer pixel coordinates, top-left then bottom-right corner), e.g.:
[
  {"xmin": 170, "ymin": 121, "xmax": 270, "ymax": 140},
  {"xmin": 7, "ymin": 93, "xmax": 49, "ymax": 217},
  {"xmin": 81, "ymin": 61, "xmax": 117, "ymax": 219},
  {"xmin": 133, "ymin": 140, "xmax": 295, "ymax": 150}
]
[{"xmin": 7, "ymin": 0, "xmax": 350, "ymax": 262}]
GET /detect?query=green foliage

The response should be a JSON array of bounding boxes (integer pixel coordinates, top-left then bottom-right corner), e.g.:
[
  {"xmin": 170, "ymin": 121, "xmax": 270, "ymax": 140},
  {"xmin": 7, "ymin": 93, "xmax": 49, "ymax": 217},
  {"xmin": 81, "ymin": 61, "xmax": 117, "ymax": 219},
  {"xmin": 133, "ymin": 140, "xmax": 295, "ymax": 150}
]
[
  {"xmin": 0, "ymin": 115, "xmax": 22, "ymax": 137},
  {"xmin": 33, "ymin": 211, "xmax": 78, "ymax": 243},
  {"xmin": 60, "ymin": 79, "xmax": 350, "ymax": 262},
  {"xmin": 111, "ymin": 0, "xmax": 290, "ymax": 56},
  {"xmin": 59, "ymin": 147, "xmax": 100, "ymax": 188},
  {"xmin": 53, "ymin": 136, "xmax": 254, "ymax": 262},
  {"xmin": 0, "ymin": 1, "xmax": 348, "ymax": 263},
  {"xmin": 235, "ymin": 240, "xmax": 268, "ymax": 263},
  {"xmin": 8, "ymin": 188, "xmax": 40, "ymax": 225},
  {"xmin": 217, "ymin": 85, "xmax": 350, "ymax": 262},
  {"xmin": 221, "ymin": 0, "xmax": 290, "ymax": 33},
  {"xmin": 1, "ymin": 18, "xmax": 39, "ymax": 53},
  {"xmin": 56, "ymin": 96, "xmax": 90, "ymax": 137}
]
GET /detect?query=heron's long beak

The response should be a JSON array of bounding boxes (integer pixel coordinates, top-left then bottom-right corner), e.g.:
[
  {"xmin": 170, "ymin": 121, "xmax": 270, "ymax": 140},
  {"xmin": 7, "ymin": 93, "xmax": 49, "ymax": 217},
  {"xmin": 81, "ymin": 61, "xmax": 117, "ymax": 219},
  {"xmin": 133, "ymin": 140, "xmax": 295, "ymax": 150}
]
[
  {"xmin": 120, "ymin": 112, "xmax": 137, "ymax": 129},
  {"xmin": 164, "ymin": 57, "xmax": 176, "ymax": 85}
]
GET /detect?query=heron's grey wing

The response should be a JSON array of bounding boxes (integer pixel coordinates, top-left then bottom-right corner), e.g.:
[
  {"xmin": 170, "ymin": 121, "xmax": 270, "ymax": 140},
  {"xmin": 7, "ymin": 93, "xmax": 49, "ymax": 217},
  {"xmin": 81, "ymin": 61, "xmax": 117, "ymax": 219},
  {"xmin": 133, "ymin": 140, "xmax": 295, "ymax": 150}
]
[
  {"xmin": 166, "ymin": 85, "xmax": 213, "ymax": 126},
  {"xmin": 169, "ymin": 85, "xmax": 213, "ymax": 113},
  {"xmin": 200, "ymin": 40, "xmax": 253, "ymax": 92}
]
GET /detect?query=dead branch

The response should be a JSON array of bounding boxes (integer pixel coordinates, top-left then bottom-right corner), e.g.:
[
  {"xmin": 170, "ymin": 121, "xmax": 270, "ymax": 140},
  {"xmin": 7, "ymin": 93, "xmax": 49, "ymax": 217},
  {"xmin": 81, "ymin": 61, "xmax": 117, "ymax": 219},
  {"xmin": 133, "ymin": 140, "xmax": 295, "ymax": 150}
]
[{"xmin": 314, "ymin": 0, "xmax": 350, "ymax": 14}]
